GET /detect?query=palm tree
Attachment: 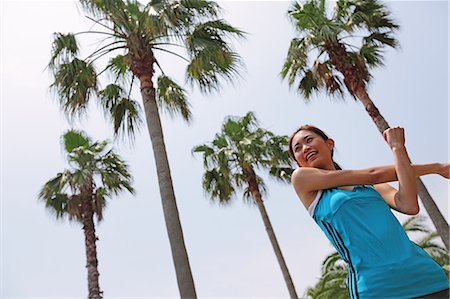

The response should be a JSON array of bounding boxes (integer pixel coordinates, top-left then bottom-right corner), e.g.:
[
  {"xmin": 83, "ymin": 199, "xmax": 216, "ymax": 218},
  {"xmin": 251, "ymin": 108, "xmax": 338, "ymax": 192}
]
[
  {"xmin": 48, "ymin": 1, "xmax": 245, "ymax": 296},
  {"xmin": 305, "ymin": 252, "xmax": 348, "ymax": 299},
  {"xmin": 281, "ymin": 0, "xmax": 449, "ymax": 250},
  {"xmin": 305, "ymin": 215, "xmax": 449, "ymax": 298},
  {"xmin": 403, "ymin": 216, "xmax": 450, "ymax": 276},
  {"xmin": 193, "ymin": 112, "xmax": 298, "ymax": 298},
  {"xmin": 39, "ymin": 130, "xmax": 134, "ymax": 299}
]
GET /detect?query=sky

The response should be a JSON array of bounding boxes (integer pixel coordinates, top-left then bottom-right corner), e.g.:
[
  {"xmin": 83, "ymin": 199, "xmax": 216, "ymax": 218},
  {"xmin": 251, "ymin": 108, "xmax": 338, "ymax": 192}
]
[{"xmin": 1, "ymin": 0, "xmax": 449, "ymax": 298}]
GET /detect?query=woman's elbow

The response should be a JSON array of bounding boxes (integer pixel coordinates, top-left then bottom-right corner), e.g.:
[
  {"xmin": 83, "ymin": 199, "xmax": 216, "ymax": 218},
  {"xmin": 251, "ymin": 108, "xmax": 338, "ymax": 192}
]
[
  {"xmin": 402, "ymin": 197, "xmax": 420, "ymax": 215},
  {"xmin": 405, "ymin": 203, "xmax": 420, "ymax": 215},
  {"xmin": 395, "ymin": 192, "xmax": 420, "ymax": 215}
]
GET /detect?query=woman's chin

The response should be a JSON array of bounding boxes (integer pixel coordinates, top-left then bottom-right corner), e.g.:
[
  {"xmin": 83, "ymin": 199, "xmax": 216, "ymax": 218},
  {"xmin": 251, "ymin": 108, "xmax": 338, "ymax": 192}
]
[
  {"xmin": 308, "ymin": 158, "xmax": 319, "ymax": 167},
  {"xmin": 309, "ymin": 158, "xmax": 327, "ymax": 169}
]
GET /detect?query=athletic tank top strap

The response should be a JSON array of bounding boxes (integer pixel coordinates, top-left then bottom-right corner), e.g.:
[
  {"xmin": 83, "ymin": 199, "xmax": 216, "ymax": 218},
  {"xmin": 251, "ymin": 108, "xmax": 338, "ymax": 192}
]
[{"xmin": 308, "ymin": 190, "xmax": 323, "ymax": 217}]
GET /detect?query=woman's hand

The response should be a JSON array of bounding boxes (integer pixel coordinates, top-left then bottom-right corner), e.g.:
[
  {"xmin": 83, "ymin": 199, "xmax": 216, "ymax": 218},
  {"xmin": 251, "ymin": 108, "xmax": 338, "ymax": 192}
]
[
  {"xmin": 383, "ymin": 127, "xmax": 406, "ymax": 150},
  {"xmin": 437, "ymin": 163, "xmax": 450, "ymax": 179}
]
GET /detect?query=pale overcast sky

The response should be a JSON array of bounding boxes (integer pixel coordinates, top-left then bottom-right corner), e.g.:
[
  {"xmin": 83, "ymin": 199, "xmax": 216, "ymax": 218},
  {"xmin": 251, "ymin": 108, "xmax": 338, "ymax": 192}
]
[{"xmin": 1, "ymin": 0, "xmax": 449, "ymax": 298}]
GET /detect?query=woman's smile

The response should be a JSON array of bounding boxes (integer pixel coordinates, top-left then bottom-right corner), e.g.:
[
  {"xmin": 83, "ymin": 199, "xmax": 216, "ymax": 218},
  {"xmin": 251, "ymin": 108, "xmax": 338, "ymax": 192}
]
[{"xmin": 306, "ymin": 151, "xmax": 318, "ymax": 162}]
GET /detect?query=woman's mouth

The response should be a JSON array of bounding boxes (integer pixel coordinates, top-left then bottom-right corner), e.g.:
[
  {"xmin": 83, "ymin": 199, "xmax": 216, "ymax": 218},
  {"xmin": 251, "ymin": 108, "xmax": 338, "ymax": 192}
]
[{"xmin": 306, "ymin": 151, "xmax": 318, "ymax": 162}]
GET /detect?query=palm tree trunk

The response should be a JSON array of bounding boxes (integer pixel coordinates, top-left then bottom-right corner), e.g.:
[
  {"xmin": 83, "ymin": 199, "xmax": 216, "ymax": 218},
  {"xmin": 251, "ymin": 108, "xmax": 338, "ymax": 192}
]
[
  {"xmin": 136, "ymin": 67, "xmax": 197, "ymax": 297},
  {"xmin": 324, "ymin": 41, "xmax": 449, "ymax": 250},
  {"xmin": 81, "ymin": 189, "xmax": 102, "ymax": 299},
  {"xmin": 243, "ymin": 167, "xmax": 298, "ymax": 298}
]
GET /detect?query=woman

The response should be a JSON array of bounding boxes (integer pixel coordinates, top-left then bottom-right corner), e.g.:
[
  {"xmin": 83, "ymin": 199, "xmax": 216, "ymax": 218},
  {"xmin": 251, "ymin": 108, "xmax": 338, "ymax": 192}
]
[{"xmin": 289, "ymin": 125, "xmax": 449, "ymax": 299}]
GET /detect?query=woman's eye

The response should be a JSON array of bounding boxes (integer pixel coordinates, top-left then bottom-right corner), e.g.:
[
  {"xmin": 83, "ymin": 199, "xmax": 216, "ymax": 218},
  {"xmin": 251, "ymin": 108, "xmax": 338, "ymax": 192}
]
[{"xmin": 307, "ymin": 138, "xmax": 312, "ymax": 143}]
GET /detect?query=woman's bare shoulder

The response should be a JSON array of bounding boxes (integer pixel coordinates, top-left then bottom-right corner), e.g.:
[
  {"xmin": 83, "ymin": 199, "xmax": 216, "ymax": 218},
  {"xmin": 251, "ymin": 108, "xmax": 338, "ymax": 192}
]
[{"xmin": 291, "ymin": 170, "xmax": 320, "ymax": 209}]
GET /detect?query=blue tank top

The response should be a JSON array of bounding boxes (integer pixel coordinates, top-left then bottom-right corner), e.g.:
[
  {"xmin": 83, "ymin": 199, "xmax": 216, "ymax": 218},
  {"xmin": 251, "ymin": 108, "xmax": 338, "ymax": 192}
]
[{"xmin": 309, "ymin": 185, "xmax": 448, "ymax": 299}]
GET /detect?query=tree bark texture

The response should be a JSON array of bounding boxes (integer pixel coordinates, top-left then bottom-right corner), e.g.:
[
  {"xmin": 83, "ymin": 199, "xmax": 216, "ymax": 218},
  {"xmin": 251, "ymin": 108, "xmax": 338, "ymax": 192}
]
[
  {"xmin": 133, "ymin": 56, "xmax": 197, "ymax": 298},
  {"xmin": 81, "ymin": 182, "xmax": 103, "ymax": 299},
  {"xmin": 243, "ymin": 166, "xmax": 299, "ymax": 299}
]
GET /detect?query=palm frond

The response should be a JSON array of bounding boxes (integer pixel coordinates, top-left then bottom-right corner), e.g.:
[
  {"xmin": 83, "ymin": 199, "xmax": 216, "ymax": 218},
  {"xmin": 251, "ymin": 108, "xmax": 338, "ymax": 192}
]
[
  {"xmin": 241, "ymin": 175, "xmax": 267, "ymax": 205},
  {"xmin": 321, "ymin": 251, "xmax": 344, "ymax": 274},
  {"xmin": 364, "ymin": 32, "xmax": 398, "ymax": 48},
  {"xmin": 312, "ymin": 60, "xmax": 345, "ymax": 97},
  {"xmin": 158, "ymin": 0, "xmax": 221, "ymax": 36},
  {"xmin": 142, "ymin": 12, "xmax": 169, "ymax": 40},
  {"xmin": 202, "ymin": 168, "xmax": 234, "ymax": 204},
  {"xmin": 50, "ymin": 58, "xmax": 98, "ymax": 118},
  {"xmin": 281, "ymin": 37, "xmax": 310, "ymax": 86},
  {"xmin": 93, "ymin": 187, "xmax": 107, "ymax": 221},
  {"xmin": 180, "ymin": 0, "xmax": 221, "ymax": 19},
  {"xmin": 268, "ymin": 166, "xmax": 294, "ymax": 183},
  {"xmin": 62, "ymin": 130, "xmax": 91, "ymax": 153},
  {"xmin": 342, "ymin": 0, "xmax": 399, "ymax": 32},
  {"xmin": 298, "ymin": 69, "xmax": 320, "ymax": 99},
  {"xmin": 39, "ymin": 170, "xmax": 74, "ymax": 200},
  {"xmin": 157, "ymin": 75, "xmax": 192, "ymax": 122},
  {"xmin": 184, "ymin": 18, "xmax": 243, "ymax": 93},
  {"xmin": 186, "ymin": 47, "xmax": 242, "ymax": 93},
  {"xmin": 402, "ymin": 215, "xmax": 431, "ymax": 234},
  {"xmin": 192, "ymin": 144, "xmax": 215, "ymax": 168},
  {"xmin": 49, "ymin": 33, "xmax": 79, "ymax": 71},
  {"xmin": 105, "ymin": 55, "xmax": 133, "ymax": 83},
  {"xmin": 359, "ymin": 43, "xmax": 383, "ymax": 69},
  {"xmin": 288, "ymin": 0, "xmax": 327, "ymax": 32},
  {"xmin": 79, "ymin": 0, "xmax": 126, "ymax": 21},
  {"xmin": 97, "ymin": 150, "xmax": 135, "ymax": 196},
  {"xmin": 98, "ymin": 84, "xmax": 143, "ymax": 139}
]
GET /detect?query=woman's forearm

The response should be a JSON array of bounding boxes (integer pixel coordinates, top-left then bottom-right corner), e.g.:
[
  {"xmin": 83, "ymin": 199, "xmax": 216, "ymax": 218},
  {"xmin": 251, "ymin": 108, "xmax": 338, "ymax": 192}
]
[
  {"xmin": 370, "ymin": 162, "xmax": 443, "ymax": 183},
  {"xmin": 380, "ymin": 127, "xmax": 419, "ymax": 214},
  {"xmin": 392, "ymin": 146, "xmax": 418, "ymax": 212}
]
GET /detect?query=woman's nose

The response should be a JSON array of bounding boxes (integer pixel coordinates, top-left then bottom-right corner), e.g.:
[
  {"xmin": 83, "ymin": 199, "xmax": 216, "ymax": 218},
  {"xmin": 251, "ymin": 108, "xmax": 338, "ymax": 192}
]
[{"xmin": 302, "ymin": 144, "xmax": 311, "ymax": 153}]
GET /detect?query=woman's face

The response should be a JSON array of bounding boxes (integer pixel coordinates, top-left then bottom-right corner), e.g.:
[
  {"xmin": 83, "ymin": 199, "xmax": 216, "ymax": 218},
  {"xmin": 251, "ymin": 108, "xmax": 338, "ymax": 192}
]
[{"xmin": 291, "ymin": 130, "xmax": 334, "ymax": 168}]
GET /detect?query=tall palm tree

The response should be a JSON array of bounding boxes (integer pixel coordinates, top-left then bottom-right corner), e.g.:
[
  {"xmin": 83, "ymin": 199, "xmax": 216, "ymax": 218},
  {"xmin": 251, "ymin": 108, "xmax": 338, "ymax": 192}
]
[
  {"xmin": 281, "ymin": 0, "xmax": 449, "ymax": 249},
  {"xmin": 305, "ymin": 215, "xmax": 449, "ymax": 298},
  {"xmin": 193, "ymin": 112, "xmax": 298, "ymax": 298},
  {"xmin": 39, "ymin": 130, "xmax": 134, "ymax": 299},
  {"xmin": 48, "ymin": 1, "xmax": 245, "ymax": 296}
]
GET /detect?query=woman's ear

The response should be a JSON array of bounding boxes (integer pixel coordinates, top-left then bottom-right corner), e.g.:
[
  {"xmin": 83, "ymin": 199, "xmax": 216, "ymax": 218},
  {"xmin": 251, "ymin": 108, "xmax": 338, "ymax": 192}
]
[{"xmin": 327, "ymin": 138, "xmax": 335, "ymax": 151}]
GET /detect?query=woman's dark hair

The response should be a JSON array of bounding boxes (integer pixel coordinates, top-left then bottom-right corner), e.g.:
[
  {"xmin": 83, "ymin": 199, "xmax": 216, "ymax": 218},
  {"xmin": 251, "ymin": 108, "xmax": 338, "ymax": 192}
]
[{"xmin": 288, "ymin": 125, "xmax": 342, "ymax": 170}]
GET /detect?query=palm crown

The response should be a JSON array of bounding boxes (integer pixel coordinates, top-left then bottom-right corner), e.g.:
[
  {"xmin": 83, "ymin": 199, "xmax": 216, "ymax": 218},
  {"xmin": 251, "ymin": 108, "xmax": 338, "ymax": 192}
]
[
  {"xmin": 193, "ymin": 112, "xmax": 293, "ymax": 204},
  {"xmin": 39, "ymin": 130, "xmax": 134, "ymax": 222},
  {"xmin": 48, "ymin": 0, "xmax": 244, "ymax": 137},
  {"xmin": 281, "ymin": 0, "xmax": 399, "ymax": 99}
]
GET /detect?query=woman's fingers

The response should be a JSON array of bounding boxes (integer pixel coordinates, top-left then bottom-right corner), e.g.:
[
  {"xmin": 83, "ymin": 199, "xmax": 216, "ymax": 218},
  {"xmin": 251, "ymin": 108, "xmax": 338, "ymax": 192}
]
[
  {"xmin": 383, "ymin": 127, "xmax": 405, "ymax": 149},
  {"xmin": 439, "ymin": 163, "xmax": 450, "ymax": 179}
]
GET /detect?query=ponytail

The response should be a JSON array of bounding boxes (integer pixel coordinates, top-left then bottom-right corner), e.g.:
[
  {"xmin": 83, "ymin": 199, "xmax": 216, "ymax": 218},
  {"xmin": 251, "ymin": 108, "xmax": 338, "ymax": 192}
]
[{"xmin": 333, "ymin": 161, "xmax": 342, "ymax": 170}]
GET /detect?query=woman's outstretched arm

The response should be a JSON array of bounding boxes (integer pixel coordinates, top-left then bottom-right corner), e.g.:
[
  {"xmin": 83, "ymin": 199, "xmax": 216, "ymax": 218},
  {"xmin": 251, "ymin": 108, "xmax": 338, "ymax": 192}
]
[
  {"xmin": 291, "ymin": 162, "xmax": 449, "ymax": 194},
  {"xmin": 372, "ymin": 163, "xmax": 449, "ymax": 182}
]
